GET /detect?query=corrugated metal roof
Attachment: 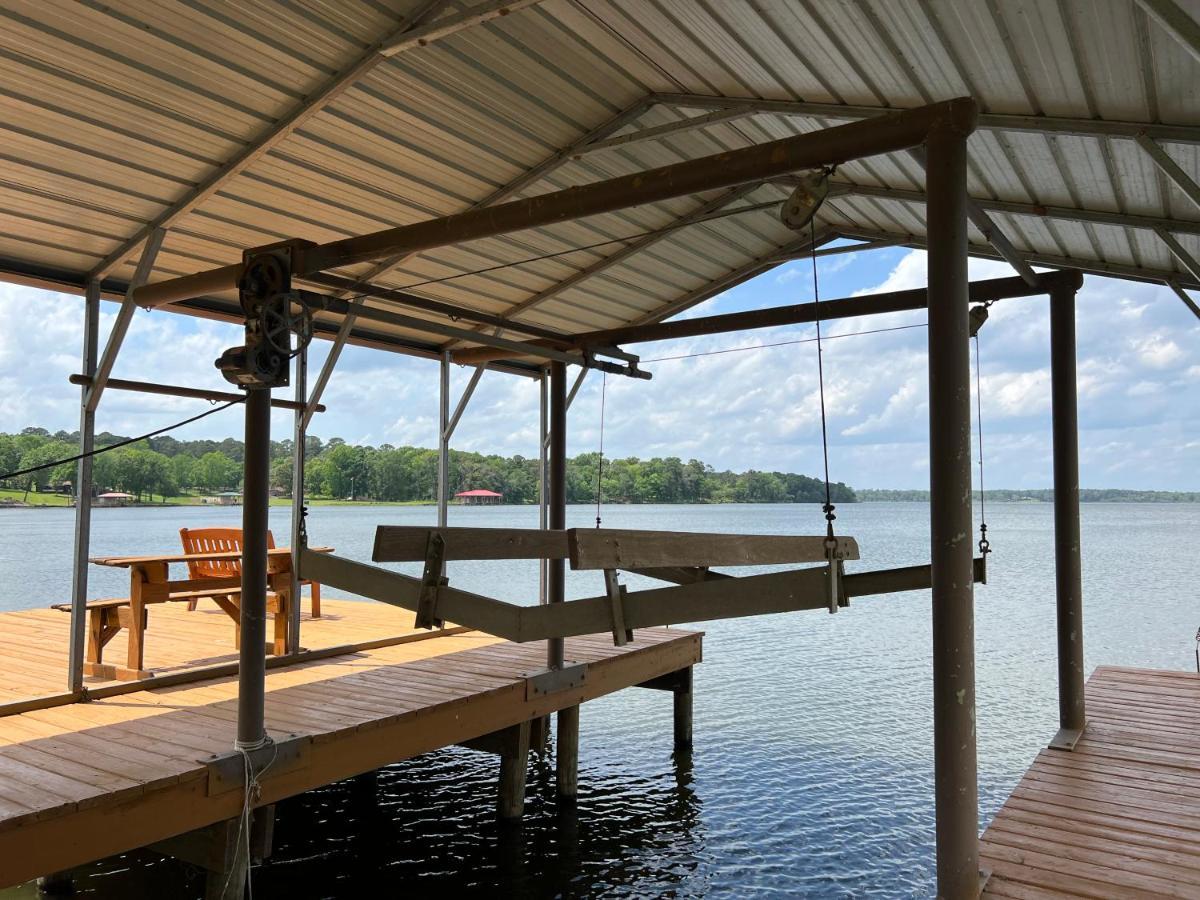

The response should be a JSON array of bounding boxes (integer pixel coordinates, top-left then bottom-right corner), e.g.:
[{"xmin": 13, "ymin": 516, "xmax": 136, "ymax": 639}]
[{"xmin": 0, "ymin": 0, "xmax": 1197, "ymax": 365}]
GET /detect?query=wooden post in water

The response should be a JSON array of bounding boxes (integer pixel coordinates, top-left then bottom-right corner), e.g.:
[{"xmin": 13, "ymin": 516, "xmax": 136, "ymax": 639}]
[
  {"xmin": 498, "ymin": 720, "xmax": 532, "ymax": 819},
  {"xmin": 673, "ymin": 667, "xmax": 694, "ymax": 751}
]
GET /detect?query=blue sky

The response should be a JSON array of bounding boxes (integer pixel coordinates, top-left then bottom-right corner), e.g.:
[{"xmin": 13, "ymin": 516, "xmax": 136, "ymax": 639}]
[{"xmin": 1, "ymin": 245, "xmax": 1197, "ymax": 490}]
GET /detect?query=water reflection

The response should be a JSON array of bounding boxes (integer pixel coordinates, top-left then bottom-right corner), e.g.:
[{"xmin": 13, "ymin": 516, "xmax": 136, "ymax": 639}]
[{"xmin": 39, "ymin": 741, "xmax": 703, "ymax": 899}]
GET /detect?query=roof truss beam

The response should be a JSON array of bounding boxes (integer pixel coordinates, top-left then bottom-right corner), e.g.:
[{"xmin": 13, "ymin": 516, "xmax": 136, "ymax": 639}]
[
  {"xmin": 1136, "ymin": 133, "xmax": 1200, "ymax": 214},
  {"xmin": 1132, "ymin": 0, "xmax": 1200, "ymax": 65},
  {"xmin": 380, "ymin": 0, "xmax": 547, "ymax": 57},
  {"xmin": 652, "ymin": 92, "xmax": 1200, "ymax": 145}
]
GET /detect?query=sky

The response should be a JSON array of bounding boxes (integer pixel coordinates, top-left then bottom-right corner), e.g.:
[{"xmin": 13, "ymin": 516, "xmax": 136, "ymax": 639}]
[{"xmin": 1, "ymin": 245, "xmax": 1197, "ymax": 491}]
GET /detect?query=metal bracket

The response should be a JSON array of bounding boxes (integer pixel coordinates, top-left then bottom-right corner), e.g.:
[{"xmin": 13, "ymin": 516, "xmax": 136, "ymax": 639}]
[
  {"xmin": 602, "ymin": 568, "xmax": 634, "ymax": 646},
  {"xmin": 415, "ymin": 531, "xmax": 447, "ymax": 630},
  {"xmin": 524, "ymin": 662, "xmax": 587, "ymax": 700},
  {"xmin": 1049, "ymin": 725, "xmax": 1085, "ymax": 751},
  {"xmin": 204, "ymin": 734, "xmax": 306, "ymax": 796},
  {"xmin": 825, "ymin": 557, "xmax": 848, "ymax": 614}
]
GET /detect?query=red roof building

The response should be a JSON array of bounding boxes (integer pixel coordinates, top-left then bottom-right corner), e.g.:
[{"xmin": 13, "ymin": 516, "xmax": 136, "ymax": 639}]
[{"xmin": 454, "ymin": 489, "xmax": 502, "ymax": 505}]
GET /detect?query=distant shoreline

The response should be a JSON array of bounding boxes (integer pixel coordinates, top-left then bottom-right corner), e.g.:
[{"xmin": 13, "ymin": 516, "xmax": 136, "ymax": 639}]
[{"xmin": 2, "ymin": 495, "xmax": 1196, "ymax": 510}]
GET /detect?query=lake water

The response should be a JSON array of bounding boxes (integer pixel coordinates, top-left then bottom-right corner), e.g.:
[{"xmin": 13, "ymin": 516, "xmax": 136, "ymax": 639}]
[{"xmin": 1, "ymin": 501, "xmax": 1197, "ymax": 898}]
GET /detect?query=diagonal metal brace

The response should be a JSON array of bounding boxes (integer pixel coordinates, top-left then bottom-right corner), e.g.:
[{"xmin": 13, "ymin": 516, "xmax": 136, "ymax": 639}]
[{"xmin": 416, "ymin": 531, "xmax": 447, "ymax": 630}]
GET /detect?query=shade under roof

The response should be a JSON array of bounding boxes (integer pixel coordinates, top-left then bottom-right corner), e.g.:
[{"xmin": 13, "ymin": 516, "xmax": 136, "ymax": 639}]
[{"xmin": 1, "ymin": 0, "xmax": 1198, "ymax": 363}]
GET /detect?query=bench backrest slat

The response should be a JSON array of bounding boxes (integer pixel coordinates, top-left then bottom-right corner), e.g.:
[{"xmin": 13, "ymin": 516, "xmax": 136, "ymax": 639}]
[{"xmin": 179, "ymin": 527, "xmax": 277, "ymax": 578}]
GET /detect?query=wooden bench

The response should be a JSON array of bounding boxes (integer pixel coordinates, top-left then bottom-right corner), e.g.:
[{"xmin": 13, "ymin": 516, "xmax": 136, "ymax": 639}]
[
  {"xmin": 52, "ymin": 587, "xmax": 291, "ymax": 681},
  {"xmin": 181, "ymin": 526, "xmax": 321, "ymax": 618}
]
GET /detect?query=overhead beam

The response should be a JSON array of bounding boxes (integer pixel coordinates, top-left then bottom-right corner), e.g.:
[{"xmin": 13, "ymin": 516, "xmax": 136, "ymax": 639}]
[
  {"xmin": 558, "ymin": 271, "xmax": 1081, "ymax": 349},
  {"xmin": 1132, "ymin": 0, "xmax": 1200, "ymax": 65},
  {"xmin": 329, "ymin": 98, "xmax": 655, "ymax": 303},
  {"xmin": 379, "ymin": 0, "xmax": 547, "ymax": 57},
  {"xmin": 829, "ymin": 180, "xmax": 1200, "ymax": 236},
  {"xmin": 653, "ymin": 92, "xmax": 1200, "ymax": 145},
  {"xmin": 132, "ymin": 99, "xmax": 981, "ymax": 308},
  {"xmin": 87, "ymin": 0, "xmax": 453, "ymax": 280},
  {"xmin": 1136, "ymin": 133, "xmax": 1200, "ymax": 214},
  {"xmin": 837, "ymin": 227, "xmax": 1200, "ymax": 289},
  {"xmin": 296, "ymin": 95, "xmax": 655, "ymax": 420}
]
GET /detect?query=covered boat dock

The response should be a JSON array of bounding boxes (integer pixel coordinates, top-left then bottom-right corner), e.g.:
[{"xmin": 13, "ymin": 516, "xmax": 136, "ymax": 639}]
[{"xmin": 0, "ymin": 1, "xmax": 1197, "ymax": 896}]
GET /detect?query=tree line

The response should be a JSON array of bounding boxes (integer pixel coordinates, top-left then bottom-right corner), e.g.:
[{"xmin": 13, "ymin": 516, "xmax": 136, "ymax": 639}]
[
  {"xmin": 857, "ymin": 488, "xmax": 1200, "ymax": 503},
  {"xmin": 0, "ymin": 427, "xmax": 857, "ymax": 505}
]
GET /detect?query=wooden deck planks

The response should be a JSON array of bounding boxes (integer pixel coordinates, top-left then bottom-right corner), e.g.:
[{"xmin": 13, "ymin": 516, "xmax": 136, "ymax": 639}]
[
  {"xmin": 982, "ymin": 666, "xmax": 1200, "ymax": 899},
  {"xmin": 0, "ymin": 597, "xmax": 434, "ymax": 700},
  {"xmin": 0, "ymin": 613, "xmax": 700, "ymax": 887}
]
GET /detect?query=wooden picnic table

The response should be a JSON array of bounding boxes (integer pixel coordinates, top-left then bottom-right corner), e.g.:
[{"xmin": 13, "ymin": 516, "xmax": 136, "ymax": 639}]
[{"xmin": 82, "ymin": 546, "xmax": 331, "ymax": 680}]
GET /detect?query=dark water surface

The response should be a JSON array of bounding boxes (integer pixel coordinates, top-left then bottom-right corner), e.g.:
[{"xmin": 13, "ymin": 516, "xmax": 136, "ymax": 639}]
[{"xmin": 1, "ymin": 502, "xmax": 1197, "ymax": 898}]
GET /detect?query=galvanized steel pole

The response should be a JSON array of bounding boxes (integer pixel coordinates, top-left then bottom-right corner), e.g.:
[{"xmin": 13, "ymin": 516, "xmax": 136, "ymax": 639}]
[
  {"xmin": 67, "ymin": 280, "xmax": 100, "ymax": 693},
  {"xmin": 547, "ymin": 361, "xmax": 567, "ymax": 669},
  {"xmin": 925, "ymin": 110, "xmax": 981, "ymax": 899},
  {"xmin": 288, "ymin": 347, "xmax": 307, "ymax": 655},
  {"xmin": 237, "ymin": 387, "xmax": 272, "ymax": 747},
  {"xmin": 438, "ymin": 352, "xmax": 450, "ymax": 527},
  {"xmin": 539, "ymin": 367, "xmax": 549, "ymax": 606},
  {"xmin": 1050, "ymin": 283, "xmax": 1086, "ymax": 749}
]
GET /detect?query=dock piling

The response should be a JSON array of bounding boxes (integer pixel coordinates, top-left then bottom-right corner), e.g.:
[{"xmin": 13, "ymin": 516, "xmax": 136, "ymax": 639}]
[
  {"xmin": 499, "ymin": 720, "xmax": 532, "ymax": 819},
  {"xmin": 673, "ymin": 667, "xmax": 694, "ymax": 751},
  {"xmin": 556, "ymin": 705, "xmax": 579, "ymax": 799}
]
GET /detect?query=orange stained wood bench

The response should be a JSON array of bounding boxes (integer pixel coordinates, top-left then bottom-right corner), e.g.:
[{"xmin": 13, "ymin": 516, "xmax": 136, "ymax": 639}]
[{"xmin": 55, "ymin": 546, "xmax": 330, "ymax": 681}]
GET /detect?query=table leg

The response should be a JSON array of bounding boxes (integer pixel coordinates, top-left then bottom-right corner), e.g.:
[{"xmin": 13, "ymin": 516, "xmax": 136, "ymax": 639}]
[{"xmin": 127, "ymin": 562, "xmax": 166, "ymax": 675}]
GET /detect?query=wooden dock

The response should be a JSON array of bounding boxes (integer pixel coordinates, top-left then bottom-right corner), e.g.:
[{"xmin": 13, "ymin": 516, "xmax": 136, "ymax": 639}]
[
  {"xmin": 0, "ymin": 598, "xmax": 700, "ymax": 889},
  {"xmin": 982, "ymin": 666, "xmax": 1200, "ymax": 899}
]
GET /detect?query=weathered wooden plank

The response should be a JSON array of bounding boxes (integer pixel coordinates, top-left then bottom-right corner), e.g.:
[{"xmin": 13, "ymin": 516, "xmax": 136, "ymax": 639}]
[
  {"xmin": 372, "ymin": 526, "xmax": 569, "ymax": 562},
  {"xmin": 568, "ymin": 528, "xmax": 859, "ymax": 570}
]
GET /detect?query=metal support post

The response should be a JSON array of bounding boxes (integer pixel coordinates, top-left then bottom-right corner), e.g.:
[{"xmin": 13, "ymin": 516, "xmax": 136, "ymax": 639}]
[
  {"xmin": 437, "ymin": 351, "xmax": 450, "ymax": 527},
  {"xmin": 547, "ymin": 361, "xmax": 567, "ymax": 669},
  {"xmin": 926, "ymin": 120, "xmax": 982, "ymax": 899},
  {"xmin": 237, "ymin": 388, "xmax": 272, "ymax": 748},
  {"xmin": 1049, "ymin": 284, "xmax": 1086, "ymax": 750},
  {"xmin": 538, "ymin": 366, "xmax": 549, "ymax": 605},
  {"xmin": 67, "ymin": 280, "xmax": 100, "ymax": 693},
  {"xmin": 288, "ymin": 346, "xmax": 307, "ymax": 654}
]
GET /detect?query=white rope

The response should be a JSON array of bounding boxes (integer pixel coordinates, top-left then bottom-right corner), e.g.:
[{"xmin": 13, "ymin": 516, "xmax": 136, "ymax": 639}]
[{"xmin": 222, "ymin": 734, "xmax": 277, "ymax": 899}]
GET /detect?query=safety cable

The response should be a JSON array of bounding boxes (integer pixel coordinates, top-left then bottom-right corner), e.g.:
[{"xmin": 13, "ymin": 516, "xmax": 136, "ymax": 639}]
[
  {"xmin": 973, "ymin": 329, "xmax": 991, "ymax": 556},
  {"xmin": 595, "ymin": 372, "xmax": 607, "ymax": 528},
  {"xmin": 810, "ymin": 217, "xmax": 836, "ymax": 536},
  {"xmin": 0, "ymin": 399, "xmax": 243, "ymax": 482}
]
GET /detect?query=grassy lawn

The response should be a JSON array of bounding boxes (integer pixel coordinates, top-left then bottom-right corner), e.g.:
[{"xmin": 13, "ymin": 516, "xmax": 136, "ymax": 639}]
[{"xmin": 0, "ymin": 488, "xmax": 72, "ymax": 506}]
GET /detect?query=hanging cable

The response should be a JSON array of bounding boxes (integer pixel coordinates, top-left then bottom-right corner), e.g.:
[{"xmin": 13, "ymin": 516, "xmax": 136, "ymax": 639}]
[
  {"xmin": 594, "ymin": 372, "xmax": 607, "ymax": 528},
  {"xmin": 808, "ymin": 216, "xmax": 842, "ymax": 615},
  {"xmin": 810, "ymin": 219, "xmax": 836, "ymax": 540},
  {"xmin": 973, "ymin": 327, "xmax": 991, "ymax": 557},
  {"xmin": 0, "ymin": 398, "xmax": 243, "ymax": 482}
]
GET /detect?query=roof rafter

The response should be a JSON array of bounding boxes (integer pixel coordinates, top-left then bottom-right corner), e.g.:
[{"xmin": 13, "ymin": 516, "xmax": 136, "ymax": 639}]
[
  {"xmin": 834, "ymin": 227, "xmax": 1200, "ymax": 290},
  {"xmin": 87, "ymin": 0, "xmax": 491, "ymax": 281},
  {"xmin": 824, "ymin": 181, "xmax": 1200, "ymax": 236},
  {"xmin": 651, "ymin": 92, "xmax": 1200, "ymax": 145},
  {"xmin": 1131, "ymin": 0, "xmax": 1200, "ymax": 65}
]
